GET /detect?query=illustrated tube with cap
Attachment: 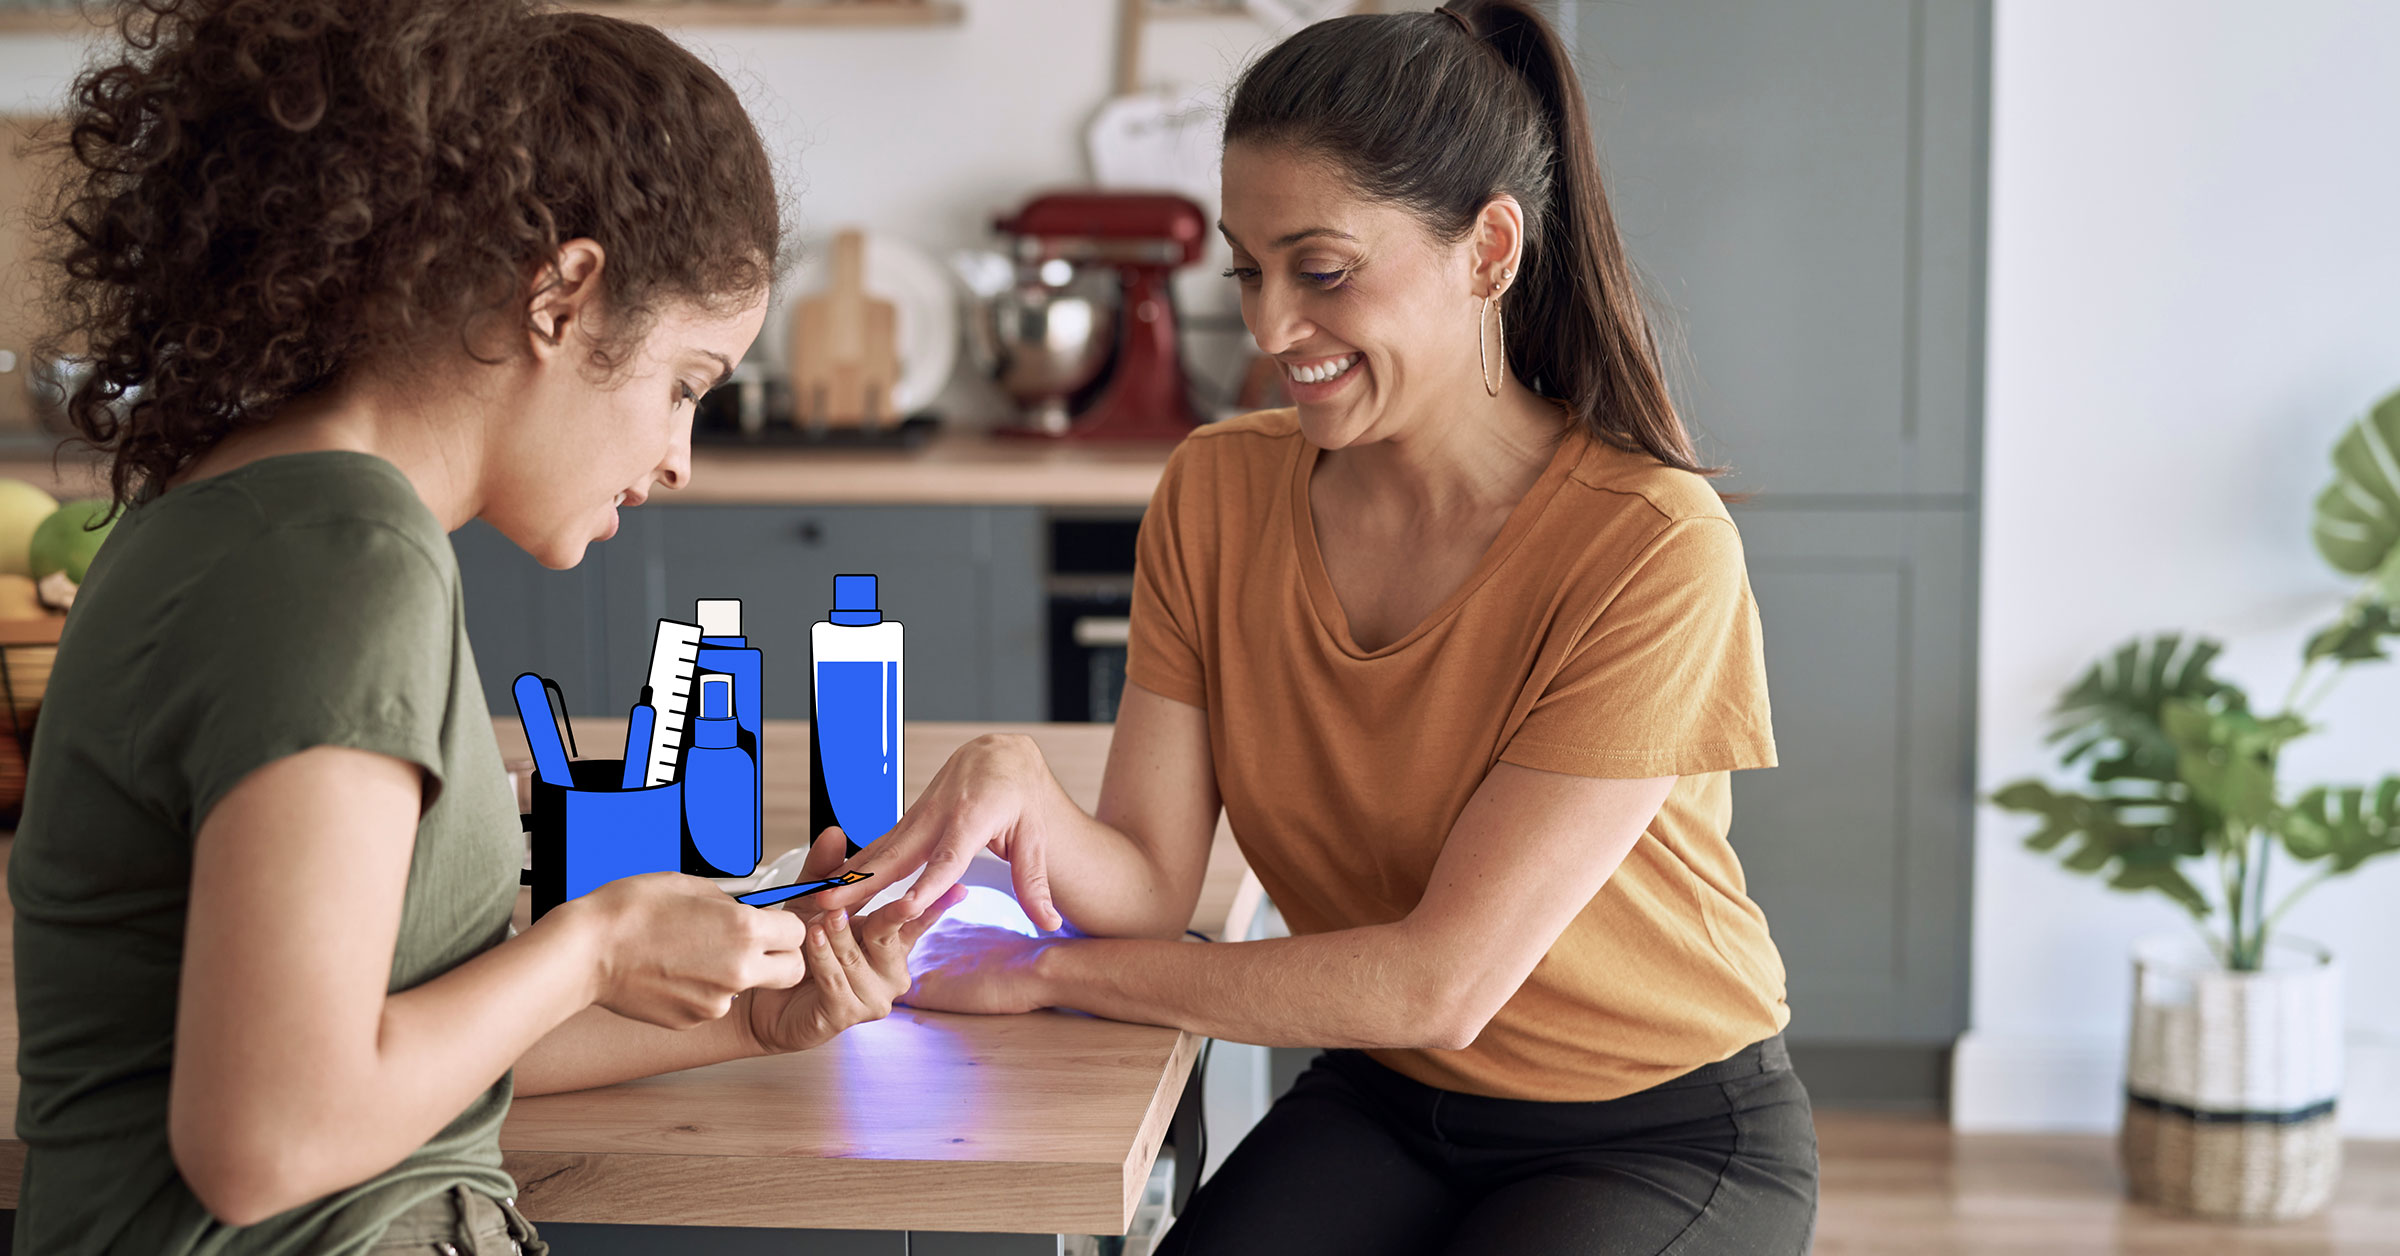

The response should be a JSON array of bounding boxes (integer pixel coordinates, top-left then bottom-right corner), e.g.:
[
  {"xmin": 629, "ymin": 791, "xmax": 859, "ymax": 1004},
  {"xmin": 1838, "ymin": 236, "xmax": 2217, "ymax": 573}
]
[
  {"xmin": 809, "ymin": 574, "xmax": 903, "ymax": 853},
  {"xmin": 682, "ymin": 672, "xmax": 758, "ymax": 876}
]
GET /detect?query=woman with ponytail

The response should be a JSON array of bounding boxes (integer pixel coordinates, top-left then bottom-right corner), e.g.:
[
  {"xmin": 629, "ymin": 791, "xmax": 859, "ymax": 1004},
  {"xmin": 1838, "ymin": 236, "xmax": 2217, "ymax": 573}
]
[
  {"xmin": 825, "ymin": 2, "xmax": 1814, "ymax": 1256},
  {"xmin": 818, "ymin": 3, "xmax": 1817, "ymax": 1251},
  {"xmin": 11, "ymin": 3, "xmax": 960, "ymax": 1252}
]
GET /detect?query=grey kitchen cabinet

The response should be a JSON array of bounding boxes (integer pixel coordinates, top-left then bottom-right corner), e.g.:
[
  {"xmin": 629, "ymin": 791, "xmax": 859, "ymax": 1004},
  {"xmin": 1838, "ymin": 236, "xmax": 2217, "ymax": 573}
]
[
  {"xmin": 1569, "ymin": 0, "xmax": 1990, "ymax": 1098},
  {"xmin": 454, "ymin": 505, "xmax": 1046, "ymax": 724},
  {"xmin": 1728, "ymin": 508, "xmax": 1975, "ymax": 1042},
  {"xmin": 602, "ymin": 504, "xmax": 1046, "ymax": 723},
  {"xmin": 1569, "ymin": 0, "xmax": 1987, "ymax": 501},
  {"xmin": 451, "ymin": 518, "xmax": 611, "ymax": 717}
]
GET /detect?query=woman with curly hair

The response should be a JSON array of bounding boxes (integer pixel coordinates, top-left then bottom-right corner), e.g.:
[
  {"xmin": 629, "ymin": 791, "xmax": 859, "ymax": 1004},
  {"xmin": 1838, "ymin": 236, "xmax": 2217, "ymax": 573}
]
[{"xmin": 8, "ymin": 3, "xmax": 959, "ymax": 1252}]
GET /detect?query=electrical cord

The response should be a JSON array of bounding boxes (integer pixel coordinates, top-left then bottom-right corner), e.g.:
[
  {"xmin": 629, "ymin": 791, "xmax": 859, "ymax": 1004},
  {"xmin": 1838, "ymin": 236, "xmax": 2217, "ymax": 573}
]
[{"xmin": 1181, "ymin": 928, "xmax": 1213, "ymax": 1196}]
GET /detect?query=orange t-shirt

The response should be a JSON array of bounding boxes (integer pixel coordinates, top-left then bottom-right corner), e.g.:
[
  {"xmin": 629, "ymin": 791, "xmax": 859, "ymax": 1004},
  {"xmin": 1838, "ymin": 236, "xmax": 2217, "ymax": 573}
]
[{"xmin": 1125, "ymin": 408, "xmax": 1787, "ymax": 1101}]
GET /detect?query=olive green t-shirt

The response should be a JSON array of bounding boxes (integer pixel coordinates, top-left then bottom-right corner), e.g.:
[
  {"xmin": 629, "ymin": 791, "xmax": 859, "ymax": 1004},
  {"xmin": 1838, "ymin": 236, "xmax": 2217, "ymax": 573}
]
[{"xmin": 9, "ymin": 451, "xmax": 523, "ymax": 1254}]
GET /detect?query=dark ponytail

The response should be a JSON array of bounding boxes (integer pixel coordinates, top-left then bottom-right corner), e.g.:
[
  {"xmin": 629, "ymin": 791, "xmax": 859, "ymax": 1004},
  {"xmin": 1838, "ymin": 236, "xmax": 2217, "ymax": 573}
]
[
  {"xmin": 36, "ymin": 0, "xmax": 788, "ymax": 511},
  {"xmin": 1223, "ymin": 0, "xmax": 1712, "ymax": 475}
]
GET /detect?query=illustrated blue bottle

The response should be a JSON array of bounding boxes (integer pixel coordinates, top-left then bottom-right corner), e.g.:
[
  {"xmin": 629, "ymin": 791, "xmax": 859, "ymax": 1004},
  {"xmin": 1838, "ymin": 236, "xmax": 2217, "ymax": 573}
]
[
  {"xmin": 692, "ymin": 598, "xmax": 763, "ymax": 876},
  {"xmin": 682, "ymin": 673, "xmax": 758, "ymax": 876},
  {"xmin": 809, "ymin": 574, "xmax": 903, "ymax": 854}
]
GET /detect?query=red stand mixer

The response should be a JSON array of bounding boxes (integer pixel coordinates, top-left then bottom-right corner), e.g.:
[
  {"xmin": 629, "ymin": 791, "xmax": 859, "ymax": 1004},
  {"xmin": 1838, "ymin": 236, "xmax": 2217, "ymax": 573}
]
[{"xmin": 992, "ymin": 191, "xmax": 1209, "ymax": 441}]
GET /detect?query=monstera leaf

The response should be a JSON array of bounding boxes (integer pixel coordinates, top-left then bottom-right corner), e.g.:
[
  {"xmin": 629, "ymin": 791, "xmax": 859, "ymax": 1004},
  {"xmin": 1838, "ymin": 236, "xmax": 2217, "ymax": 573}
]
[
  {"xmin": 2313, "ymin": 387, "xmax": 2400, "ymax": 599},
  {"xmin": 2280, "ymin": 777, "xmax": 2400, "ymax": 873},
  {"xmin": 2161, "ymin": 696, "xmax": 2309, "ymax": 833},
  {"xmin": 2304, "ymin": 598, "xmax": 2400, "ymax": 665},
  {"xmin": 2047, "ymin": 634, "xmax": 2249, "ymax": 786},
  {"xmin": 1991, "ymin": 780, "xmax": 2211, "ymax": 916}
]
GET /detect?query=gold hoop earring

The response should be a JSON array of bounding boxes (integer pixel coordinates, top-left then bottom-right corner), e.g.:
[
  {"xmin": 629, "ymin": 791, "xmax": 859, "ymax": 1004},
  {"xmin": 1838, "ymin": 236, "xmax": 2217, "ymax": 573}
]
[{"xmin": 1478, "ymin": 294, "xmax": 1505, "ymax": 397}]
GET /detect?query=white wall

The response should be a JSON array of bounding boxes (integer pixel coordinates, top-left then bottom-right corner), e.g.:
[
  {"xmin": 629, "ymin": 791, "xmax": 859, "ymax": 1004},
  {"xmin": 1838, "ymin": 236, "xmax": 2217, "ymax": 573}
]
[
  {"xmin": 1959, "ymin": 0, "xmax": 2400, "ymax": 1134},
  {"xmin": 0, "ymin": 2, "xmax": 1387, "ymax": 423},
  {"xmin": 0, "ymin": 4, "xmax": 1142, "ymax": 245}
]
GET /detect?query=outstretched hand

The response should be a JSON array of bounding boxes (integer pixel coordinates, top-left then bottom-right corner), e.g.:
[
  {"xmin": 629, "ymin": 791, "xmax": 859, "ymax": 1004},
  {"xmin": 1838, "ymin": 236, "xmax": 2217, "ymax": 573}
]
[
  {"xmin": 801, "ymin": 733, "xmax": 1067, "ymax": 932},
  {"xmin": 897, "ymin": 921, "xmax": 1053, "ymax": 1017},
  {"xmin": 740, "ymin": 828, "xmax": 964, "ymax": 1054}
]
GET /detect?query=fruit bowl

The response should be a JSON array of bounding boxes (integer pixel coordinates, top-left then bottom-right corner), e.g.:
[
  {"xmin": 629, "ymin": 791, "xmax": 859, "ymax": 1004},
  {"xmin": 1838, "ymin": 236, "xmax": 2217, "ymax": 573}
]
[{"xmin": 0, "ymin": 613, "xmax": 66, "ymax": 824}]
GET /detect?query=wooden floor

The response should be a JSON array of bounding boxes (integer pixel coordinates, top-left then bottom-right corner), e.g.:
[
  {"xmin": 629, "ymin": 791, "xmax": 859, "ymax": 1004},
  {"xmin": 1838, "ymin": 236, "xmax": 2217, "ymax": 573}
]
[{"xmin": 1815, "ymin": 1113, "xmax": 2400, "ymax": 1253}]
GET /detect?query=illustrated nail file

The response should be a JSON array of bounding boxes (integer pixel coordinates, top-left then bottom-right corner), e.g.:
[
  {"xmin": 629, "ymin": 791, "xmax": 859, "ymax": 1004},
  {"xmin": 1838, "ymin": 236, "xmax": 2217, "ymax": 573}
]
[
  {"xmin": 639, "ymin": 618, "xmax": 704, "ymax": 788},
  {"xmin": 511, "ymin": 672, "xmax": 573, "ymax": 786},
  {"xmin": 733, "ymin": 870, "xmax": 873, "ymax": 908},
  {"xmin": 619, "ymin": 685, "xmax": 656, "ymax": 790}
]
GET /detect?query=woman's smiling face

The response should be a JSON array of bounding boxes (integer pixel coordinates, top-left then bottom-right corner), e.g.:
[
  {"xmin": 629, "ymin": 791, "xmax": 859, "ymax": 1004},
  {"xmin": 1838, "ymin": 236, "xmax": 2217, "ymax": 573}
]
[{"xmin": 1218, "ymin": 141, "xmax": 1511, "ymax": 451}]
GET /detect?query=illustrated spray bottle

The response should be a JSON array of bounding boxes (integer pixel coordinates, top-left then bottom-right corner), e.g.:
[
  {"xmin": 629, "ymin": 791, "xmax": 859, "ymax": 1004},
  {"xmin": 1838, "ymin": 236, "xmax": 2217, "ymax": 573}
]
[
  {"xmin": 689, "ymin": 598, "xmax": 763, "ymax": 876},
  {"xmin": 809, "ymin": 574, "xmax": 903, "ymax": 856},
  {"xmin": 682, "ymin": 673, "xmax": 757, "ymax": 876}
]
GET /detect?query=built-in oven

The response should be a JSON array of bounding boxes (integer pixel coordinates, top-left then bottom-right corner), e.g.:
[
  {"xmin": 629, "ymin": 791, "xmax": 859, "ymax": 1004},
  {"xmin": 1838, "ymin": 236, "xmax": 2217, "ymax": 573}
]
[{"xmin": 1046, "ymin": 512, "xmax": 1142, "ymax": 723}]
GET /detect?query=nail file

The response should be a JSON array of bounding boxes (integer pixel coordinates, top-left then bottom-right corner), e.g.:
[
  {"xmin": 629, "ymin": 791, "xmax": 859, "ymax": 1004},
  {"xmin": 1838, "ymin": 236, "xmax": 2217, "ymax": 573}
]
[{"xmin": 640, "ymin": 619, "xmax": 704, "ymax": 787}]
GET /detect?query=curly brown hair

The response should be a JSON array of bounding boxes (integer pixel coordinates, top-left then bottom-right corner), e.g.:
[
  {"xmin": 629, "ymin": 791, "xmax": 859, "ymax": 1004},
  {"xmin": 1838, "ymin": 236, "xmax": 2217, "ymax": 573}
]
[{"xmin": 36, "ymin": 0, "xmax": 787, "ymax": 510}]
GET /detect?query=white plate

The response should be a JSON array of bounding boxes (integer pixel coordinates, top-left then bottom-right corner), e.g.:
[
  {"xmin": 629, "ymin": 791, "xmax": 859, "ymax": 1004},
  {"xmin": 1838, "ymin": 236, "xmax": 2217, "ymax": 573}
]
[{"xmin": 763, "ymin": 231, "xmax": 960, "ymax": 417}]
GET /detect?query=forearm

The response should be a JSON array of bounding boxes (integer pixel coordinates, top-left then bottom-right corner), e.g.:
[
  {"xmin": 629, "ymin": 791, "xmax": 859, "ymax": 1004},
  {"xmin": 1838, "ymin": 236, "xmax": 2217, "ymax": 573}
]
[
  {"xmin": 1026, "ymin": 923, "xmax": 1473, "ymax": 1050},
  {"xmin": 1033, "ymin": 792, "xmax": 1199, "ymax": 940},
  {"xmin": 511, "ymin": 1002, "xmax": 759, "ymax": 1096}
]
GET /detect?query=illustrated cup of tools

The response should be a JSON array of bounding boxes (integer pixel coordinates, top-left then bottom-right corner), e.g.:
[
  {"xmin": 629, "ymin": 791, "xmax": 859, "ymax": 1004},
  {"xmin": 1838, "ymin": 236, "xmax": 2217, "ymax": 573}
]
[{"xmin": 516, "ymin": 597, "xmax": 868, "ymax": 921}]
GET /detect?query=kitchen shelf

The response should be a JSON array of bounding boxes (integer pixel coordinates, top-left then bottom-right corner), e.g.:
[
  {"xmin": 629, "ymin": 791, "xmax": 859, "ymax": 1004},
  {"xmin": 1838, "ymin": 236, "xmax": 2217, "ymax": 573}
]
[
  {"xmin": 558, "ymin": 2, "xmax": 964, "ymax": 27},
  {"xmin": 1142, "ymin": 1, "xmax": 1255, "ymax": 16},
  {"xmin": 0, "ymin": 3, "xmax": 965, "ymax": 34},
  {"xmin": 0, "ymin": 9, "xmax": 90, "ymax": 32},
  {"xmin": 0, "ymin": 430, "xmax": 1179, "ymax": 508}
]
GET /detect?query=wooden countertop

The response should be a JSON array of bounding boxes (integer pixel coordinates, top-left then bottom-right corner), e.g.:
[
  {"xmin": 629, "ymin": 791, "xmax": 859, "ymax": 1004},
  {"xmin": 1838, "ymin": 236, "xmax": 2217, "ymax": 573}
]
[
  {"xmin": 0, "ymin": 429, "xmax": 1180, "ymax": 508},
  {"xmin": 0, "ymin": 720, "xmax": 1257, "ymax": 1235}
]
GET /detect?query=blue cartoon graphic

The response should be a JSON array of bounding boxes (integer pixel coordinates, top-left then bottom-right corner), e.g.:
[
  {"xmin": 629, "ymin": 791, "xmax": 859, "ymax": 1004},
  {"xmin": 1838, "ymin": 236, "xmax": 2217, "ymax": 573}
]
[
  {"xmin": 683, "ymin": 673, "xmax": 757, "ymax": 875},
  {"xmin": 808, "ymin": 574, "xmax": 905, "ymax": 853},
  {"xmin": 516, "ymin": 670, "xmax": 684, "ymax": 920},
  {"xmin": 693, "ymin": 599, "xmax": 765, "ymax": 873},
  {"xmin": 518, "ymin": 584, "xmax": 899, "ymax": 917}
]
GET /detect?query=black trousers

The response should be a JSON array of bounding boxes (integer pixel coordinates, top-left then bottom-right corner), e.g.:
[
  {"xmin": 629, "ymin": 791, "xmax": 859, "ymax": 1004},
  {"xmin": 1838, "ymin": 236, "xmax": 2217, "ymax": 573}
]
[{"xmin": 1157, "ymin": 1036, "xmax": 1818, "ymax": 1256}]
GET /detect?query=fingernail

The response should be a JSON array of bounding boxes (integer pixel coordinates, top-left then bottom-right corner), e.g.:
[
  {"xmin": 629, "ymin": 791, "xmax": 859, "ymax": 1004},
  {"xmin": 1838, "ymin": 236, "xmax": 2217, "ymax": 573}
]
[
  {"xmin": 830, "ymin": 910, "xmax": 848, "ymax": 931},
  {"xmin": 811, "ymin": 927, "xmax": 826, "ymax": 946}
]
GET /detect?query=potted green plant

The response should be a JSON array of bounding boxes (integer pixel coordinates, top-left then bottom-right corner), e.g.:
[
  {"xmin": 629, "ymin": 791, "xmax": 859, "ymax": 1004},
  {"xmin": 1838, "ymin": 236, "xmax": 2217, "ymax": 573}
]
[{"xmin": 1992, "ymin": 386, "xmax": 2400, "ymax": 1221}]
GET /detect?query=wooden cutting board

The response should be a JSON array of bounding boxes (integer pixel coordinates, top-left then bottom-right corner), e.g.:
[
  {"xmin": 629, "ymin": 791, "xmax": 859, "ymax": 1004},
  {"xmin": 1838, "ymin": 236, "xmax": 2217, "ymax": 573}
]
[
  {"xmin": 788, "ymin": 228, "xmax": 900, "ymax": 428},
  {"xmin": 0, "ymin": 117, "xmax": 61, "ymax": 433}
]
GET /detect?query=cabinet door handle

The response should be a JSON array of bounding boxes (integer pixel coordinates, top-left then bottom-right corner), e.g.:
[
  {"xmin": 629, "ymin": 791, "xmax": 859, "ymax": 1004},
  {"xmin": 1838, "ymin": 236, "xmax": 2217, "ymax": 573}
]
[
  {"xmin": 795, "ymin": 519, "xmax": 823, "ymax": 545},
  {"xmin": 1072, "ymin": 616, "xmax": 1131, "ymax": 648}
]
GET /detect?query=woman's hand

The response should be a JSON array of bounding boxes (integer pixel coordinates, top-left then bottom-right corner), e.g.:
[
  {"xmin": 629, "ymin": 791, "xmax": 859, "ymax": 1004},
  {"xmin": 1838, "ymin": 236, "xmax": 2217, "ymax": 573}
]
[
  {"xmin": 811, "ymin": 732, "xmax": 1068, "ymax": 931},
  {"xmin": 566, "ymin": 870, "xmax": 812, "ymax": 1029},
  {"xmin": 742, "ymin": 830, "xmax": 965, "ymax": 1052},
  {"xmin": 897, "ymin": 921, "xmax": 1055, "ymax": 1017}
]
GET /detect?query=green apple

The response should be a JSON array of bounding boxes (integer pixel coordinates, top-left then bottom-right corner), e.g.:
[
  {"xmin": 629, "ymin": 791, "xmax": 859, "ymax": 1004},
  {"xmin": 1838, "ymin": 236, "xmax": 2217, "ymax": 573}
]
[
  {"xmin": 0, "ymin": 480, "xmax": 59, "ymax": 578},
  {"xmin": 30, "ymin": 499, "xmax": 117, "ymax": 584}
]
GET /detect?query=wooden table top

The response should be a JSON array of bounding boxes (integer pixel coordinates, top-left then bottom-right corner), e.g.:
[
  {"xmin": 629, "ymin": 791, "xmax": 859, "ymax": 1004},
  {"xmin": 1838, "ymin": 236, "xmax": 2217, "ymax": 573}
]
[
  {"xmin": 0, "ymin": 429, "xmax": 1178, "ymax": 509},
  {"xmin": 0, "ymin": 720, "xmax": 1255, "ymax": 1235}
]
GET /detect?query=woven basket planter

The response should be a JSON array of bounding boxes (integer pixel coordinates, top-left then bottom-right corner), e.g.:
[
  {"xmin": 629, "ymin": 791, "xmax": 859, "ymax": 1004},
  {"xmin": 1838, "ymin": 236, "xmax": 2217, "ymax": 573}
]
[{"xmin": 2121, "ymin": 934, "xmax": 2342, "ymax": 1220}]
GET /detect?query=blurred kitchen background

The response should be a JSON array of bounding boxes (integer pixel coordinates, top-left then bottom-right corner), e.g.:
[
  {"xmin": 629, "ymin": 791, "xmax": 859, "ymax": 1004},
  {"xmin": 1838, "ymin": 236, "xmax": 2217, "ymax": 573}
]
[{"xmin": 1, "ymin": 0, "xmax": 2396, "ymax": 1243}]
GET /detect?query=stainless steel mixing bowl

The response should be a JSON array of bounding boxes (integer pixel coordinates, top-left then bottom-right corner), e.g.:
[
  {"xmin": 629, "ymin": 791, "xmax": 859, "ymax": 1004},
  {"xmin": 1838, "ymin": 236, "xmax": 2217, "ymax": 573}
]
[{"xmin": 981, "ymin": 257, "xmax": 1118, "ymax": 435}]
